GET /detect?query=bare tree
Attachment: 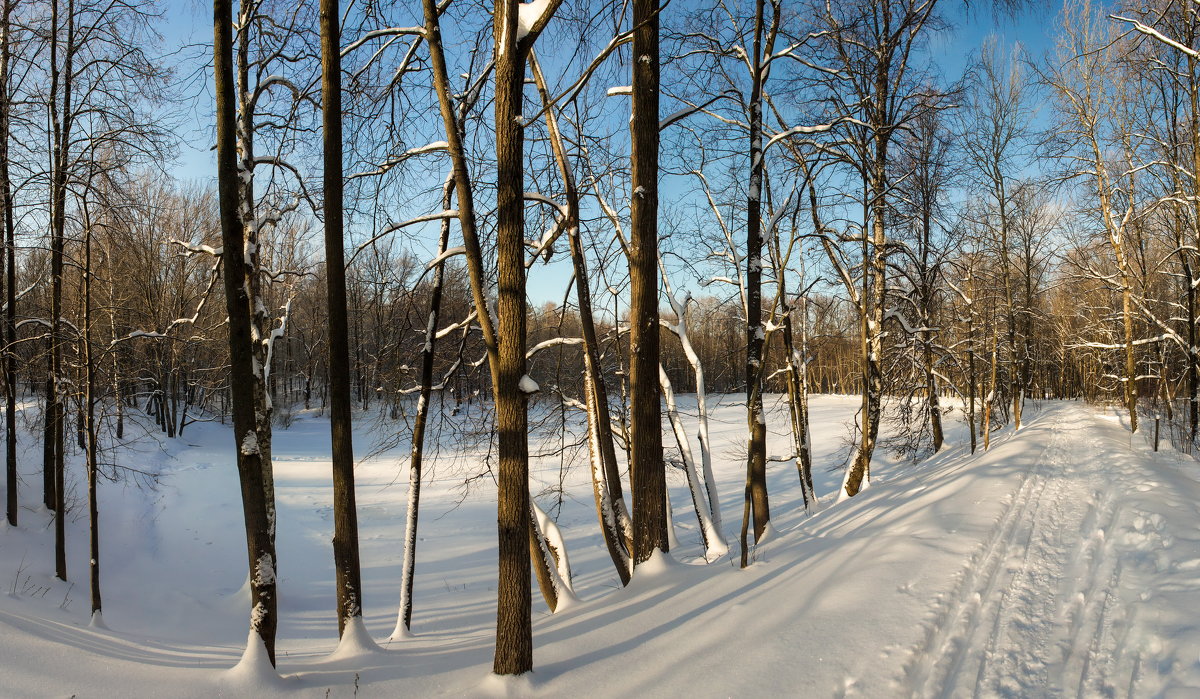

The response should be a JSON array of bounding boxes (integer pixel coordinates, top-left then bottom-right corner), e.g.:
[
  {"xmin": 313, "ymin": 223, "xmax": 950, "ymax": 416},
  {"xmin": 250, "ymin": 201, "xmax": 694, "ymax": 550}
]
[{"xmin": 213, "ymin": 0, "xmax": 279, "ymax": 667}]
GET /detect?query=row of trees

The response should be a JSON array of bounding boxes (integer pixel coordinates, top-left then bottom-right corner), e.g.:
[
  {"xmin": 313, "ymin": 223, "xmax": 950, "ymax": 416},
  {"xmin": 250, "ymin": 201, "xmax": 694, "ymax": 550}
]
[{"xmin": 2, "ymin": 0, "xmax": 1200, "ymax": 680}]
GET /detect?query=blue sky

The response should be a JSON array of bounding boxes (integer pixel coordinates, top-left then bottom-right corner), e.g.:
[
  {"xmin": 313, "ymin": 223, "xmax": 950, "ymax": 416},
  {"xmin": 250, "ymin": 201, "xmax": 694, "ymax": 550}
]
[{"xmin": 157, "ymin": 1, "xmax": 1068, "ymax": 305}]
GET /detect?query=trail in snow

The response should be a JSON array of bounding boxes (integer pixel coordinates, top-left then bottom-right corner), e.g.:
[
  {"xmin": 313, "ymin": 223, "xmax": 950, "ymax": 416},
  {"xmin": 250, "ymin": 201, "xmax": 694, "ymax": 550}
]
[{"xmin": 901, "ymin": 403, "xmax": 1200, "ymax": 698}]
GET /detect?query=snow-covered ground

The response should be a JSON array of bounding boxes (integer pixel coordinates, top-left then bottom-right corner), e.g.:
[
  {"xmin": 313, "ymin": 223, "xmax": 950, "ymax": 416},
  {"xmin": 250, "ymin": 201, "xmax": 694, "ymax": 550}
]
[{"xmin": 0, "ymin": 396, "xmax": 1197, "ymax": 696}]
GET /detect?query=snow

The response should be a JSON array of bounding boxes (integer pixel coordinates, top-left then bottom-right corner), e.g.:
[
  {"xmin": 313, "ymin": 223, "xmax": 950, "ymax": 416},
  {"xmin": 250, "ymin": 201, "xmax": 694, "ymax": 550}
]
[
  {"xmin": 516, "ymin": 0, "xmax": 553, "ymax": 39},
  {"xmin": 0, "ymin": 396, "xmax": 1198, "ymax": 696},
  {"xmin": 518, "ymin": 374, "xmax": 540, "ymax": 394},
  {"xmin": 239, "ymin": 430, "xmax": 259, "ymax": 456},
  {"xmin": 329, "ymin": 615, "xmax": 382, "ymax": 660},
  {"xmin": 224, "ymin": 631, "xmax": 287, "ymax": 693}
]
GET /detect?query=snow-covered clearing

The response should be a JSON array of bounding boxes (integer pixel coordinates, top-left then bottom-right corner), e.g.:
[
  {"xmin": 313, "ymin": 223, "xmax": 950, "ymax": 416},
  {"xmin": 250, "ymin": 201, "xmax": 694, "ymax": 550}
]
[{"xmin": 0, "ymin": 397, "xmax": 1197, "ymax": 696}]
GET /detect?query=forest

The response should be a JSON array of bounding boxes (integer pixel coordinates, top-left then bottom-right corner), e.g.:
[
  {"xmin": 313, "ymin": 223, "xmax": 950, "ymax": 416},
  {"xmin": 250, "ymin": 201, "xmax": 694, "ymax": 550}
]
[{"xmin": 1, "ymin": 0, "xmax": 1199, "ymax": 695}]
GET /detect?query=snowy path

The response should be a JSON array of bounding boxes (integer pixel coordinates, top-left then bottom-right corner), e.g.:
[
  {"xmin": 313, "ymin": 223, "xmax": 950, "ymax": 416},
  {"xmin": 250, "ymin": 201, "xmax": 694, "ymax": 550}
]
[{"xmin": 902, "ymin": 403, "xmax": 1199, "ymax": 698}]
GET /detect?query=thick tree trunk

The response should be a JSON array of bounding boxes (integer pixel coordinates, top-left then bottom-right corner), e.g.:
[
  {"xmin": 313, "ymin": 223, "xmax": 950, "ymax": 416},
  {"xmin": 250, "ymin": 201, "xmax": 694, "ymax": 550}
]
[
  {"xmin": 967, "ymin": 303, "xmax": 978, "ymax": 454},
  {"xmin": 997, "ymin": 191, "xmax": 1022, "ymax": 432},
  {"xmin": 492, "ymin": 0, "xmax": 532, "ymax": 675},
  {"xmin": 1123, "ymin": 285, "xmax": 1138, "ymax": 432},
  {"xmin": 845, "ymin": 167, "xmax": 887, "ymax": 498},
  {"xmin": 984, "ymin": 327, "xmax": 999, "ymax": 451},
  {"xmin": 213, "ymin": 0, "xmax": 277, "ymax": 665},
  {"xmin": 922, "ymin": 328, "xmax": 943, "ymax": 452},
  {"xmin": 629, "ymin": 0, "xmax": 667, "ymax": 565},
  {"xmin": 1191, "ymin": 53, "xmax": 1200, "ymax": 443},
  {"xmin": 319, "ymin": 0, "xmax": 364, "ymax": 637}
]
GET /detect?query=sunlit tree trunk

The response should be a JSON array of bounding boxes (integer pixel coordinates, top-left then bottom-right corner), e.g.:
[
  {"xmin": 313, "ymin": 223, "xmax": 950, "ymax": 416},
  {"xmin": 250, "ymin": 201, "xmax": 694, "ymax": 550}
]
[{"xmin": 629, "ymin": 0, "xmax": 667, "ymax": 565}]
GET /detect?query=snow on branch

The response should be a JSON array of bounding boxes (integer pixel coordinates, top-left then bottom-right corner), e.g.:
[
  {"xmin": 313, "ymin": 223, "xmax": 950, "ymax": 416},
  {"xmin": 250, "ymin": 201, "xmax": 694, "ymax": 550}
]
[
  {"xmin": 341, "ymin": 26, "xmax": 426, "ymax": 58},
  {"xmin": 764, "ymin": 121, "xmax": 840, "ymax": 153},
  {"xmin": 262, "ymin": 298, "xmax": 293, "ymax": 399},
  {"xmin": 527, "ymin": 336, "xmax": 584, "ymax": 359},
  {"xmin": 425, "ymin": 246, "xmax": 466, "ymax": 271},
  {"xmin": 1072, "ymin": 334, "xmax": 1172, "ymax": 350},
  {"xmin": 517, "ymin": 0, "xmax": 556, "ymax": 39},
  {"xmin": 171, "ymin": 240, "xmax": 222, "ymax": 257},
  {"xmin": 524, "ymin": 191, "xmax": 570, "ymax": 263},
  {"xmin": 347, "ymin": 141, "xmax": 450, "ymax": 181},
  {"xmin": 1109, "ymin": 15, "xmax": 1199, "ymax": 58},
  {"xmin": 435, "ymin": 311, "xmax": 477, "ymax": 340},
  {"xmin": 883, "ymin": 308, "xmax": 934, "ymax": 336}
]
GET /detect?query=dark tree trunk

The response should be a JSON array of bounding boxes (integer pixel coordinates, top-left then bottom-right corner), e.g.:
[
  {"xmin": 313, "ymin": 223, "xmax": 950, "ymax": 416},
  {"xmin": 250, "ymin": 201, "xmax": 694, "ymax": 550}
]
[
  {"xmin": 393, "ymin": 177, "xmax": 453, "ymax": 637},
  {"xmin": 629, "ymin": 0, "xmax": 667, "ymax": 566},
  {"xmin": 320, "ymin": 0, "xmax": 364, "ymax": 637},
  {"xmin": 83, "ymin": 209, "xmax": 99, "ymax": 619},
  {"xmin": 213, "ymin": 0, "xmax": 277, "ymax": 666},
  {"xmin": 48, "ymin": 0, "xmax": 74, "ymax": 582},
  {"xmin": 741, "ymin": 0, "xmax": 770, "ymax": 567},
  {"xmin": 1, "ymin": 0, "xmax": 15, "ymax": 528}
]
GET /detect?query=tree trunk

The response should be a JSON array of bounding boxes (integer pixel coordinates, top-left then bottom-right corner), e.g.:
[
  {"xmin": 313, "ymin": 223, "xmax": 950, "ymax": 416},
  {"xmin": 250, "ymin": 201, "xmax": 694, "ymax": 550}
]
[
  {"xmin": 984, "ymin": 326, "xmax": 999, "ymax": 451},
  {"xmin": 966, "ymin": 296, "xmax": 978, "ymax": 454},
  {"xmin": 1, "ymin": 0, "xmax": 15, "ymax": 528},
  {"xmin": 629, "ymin": 0, "xmax": 667, "ymax": 566},
  {"xmin": 492, "ymin": 0, "xmax": 532, "ymax": 675},
  {"xmin": 48, "ymin": 0, "xmax": 74, "ymax": 582},
  {"xmin": 83, "ymin": 211, "xmax": 100, "ymax": 620},
  {"xmin": 320, "ymin": 0, "xmax": 364, "ymax": 637},
  {"xmin": 781, "ymin": 305, "xmax": 814, "ymax": 506},
  {"xmin": 529, "ymin": 52, "xmax": 632, "ymax": 582},
  {"xmin": 213, "ymin": 0, "xmax": 277, "ymax": 666},
  {"xmin": 742, "ymin": 0, "xmax": 770, "ymax": 560},
  {"xmin": 393, "ymin": 176, "xmax": 453, "ymax": 637},
  {"xmin": 659, "ymin": 365, "xmax": 723, "ymax": 557}
]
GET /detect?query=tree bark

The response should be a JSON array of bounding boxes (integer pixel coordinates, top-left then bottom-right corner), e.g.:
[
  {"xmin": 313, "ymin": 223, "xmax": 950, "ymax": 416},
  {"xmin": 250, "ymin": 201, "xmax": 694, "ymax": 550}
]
[
  {"xmin": 319, "ymin": 0, "xmax": 364, "ymax": 637},
  {"xmin": 492, "ymin": 0, "xmax": 531, "ymax": 675},
  {"xmin": 742, "ymin": 0, "xmax": 770, "ymax": 552},
  {"xmin": 629, "ymin": 0, "xmax": 667, "ymax": 566},
  {"xmin": 213, "ymin": 0, "xmax": 277, "ymax": 665},
  {"xmin": 83, "ymin": 206, "xmax": 99, "ymax": 619},
  {"xmin": 48, "ymin": 0, "xmax": 74, "ymax": 582},
  {"xmin": 1, "ymin": 0, "xmax": 15, "ymax": 528}
]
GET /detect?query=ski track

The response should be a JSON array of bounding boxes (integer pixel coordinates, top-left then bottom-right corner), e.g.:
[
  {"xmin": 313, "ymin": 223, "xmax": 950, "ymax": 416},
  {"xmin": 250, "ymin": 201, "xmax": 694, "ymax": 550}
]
[{"xmin": 899, "ymin": 404, "xmax": 1179, "ymax": 698}]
